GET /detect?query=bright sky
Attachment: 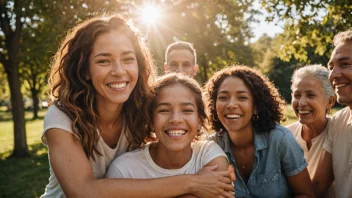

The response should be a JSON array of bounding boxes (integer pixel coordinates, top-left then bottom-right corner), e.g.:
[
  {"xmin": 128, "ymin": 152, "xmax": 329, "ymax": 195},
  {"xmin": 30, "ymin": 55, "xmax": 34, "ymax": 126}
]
[{"xmin": 250, "ymin": 1, "xmax": 284, "ymax": 42}]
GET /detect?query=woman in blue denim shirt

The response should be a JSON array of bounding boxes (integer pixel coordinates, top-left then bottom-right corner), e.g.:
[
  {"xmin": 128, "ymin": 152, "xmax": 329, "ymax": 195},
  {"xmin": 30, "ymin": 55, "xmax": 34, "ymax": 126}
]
[{"xmin": 205, "ymin": 65, "xmax": 315, "ymax": 198}]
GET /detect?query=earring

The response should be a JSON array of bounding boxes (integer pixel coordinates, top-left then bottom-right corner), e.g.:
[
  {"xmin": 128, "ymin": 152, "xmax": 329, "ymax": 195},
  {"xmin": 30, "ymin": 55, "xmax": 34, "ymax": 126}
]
[{"xmin": 252, "ymin": 114, "xmax": 259, "ymax": 121}]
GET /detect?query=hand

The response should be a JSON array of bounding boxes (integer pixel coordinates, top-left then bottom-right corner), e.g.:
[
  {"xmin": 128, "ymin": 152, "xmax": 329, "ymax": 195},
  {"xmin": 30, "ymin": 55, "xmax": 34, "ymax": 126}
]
[{"xmin": 191, "ymin": 165, "xmax": 235, "ymax": 198}]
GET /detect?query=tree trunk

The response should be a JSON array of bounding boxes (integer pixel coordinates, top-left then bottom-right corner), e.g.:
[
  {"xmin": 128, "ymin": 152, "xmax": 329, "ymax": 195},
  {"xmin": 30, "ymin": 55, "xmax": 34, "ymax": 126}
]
[
  {"xmin": 31, "ymin": 87, "xmax": 39, "ymax": 120},
  {"xmin": 7, "ymin": 64, "xmax": 29, "ymax": 158}
]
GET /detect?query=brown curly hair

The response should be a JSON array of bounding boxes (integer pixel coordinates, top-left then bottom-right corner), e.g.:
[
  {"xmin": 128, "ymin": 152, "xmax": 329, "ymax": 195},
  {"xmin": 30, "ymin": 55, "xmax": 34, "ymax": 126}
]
[
  {"xmin": 49, "ymin": 14, "xmax": 156, "ymax": 160},
  {"xmin": 204, "ymin": 65, "xmax": 286, "ymax": 134},
  {"xmin": 146, "ymin": 73, "xmax": 207, "ymax": 139}
]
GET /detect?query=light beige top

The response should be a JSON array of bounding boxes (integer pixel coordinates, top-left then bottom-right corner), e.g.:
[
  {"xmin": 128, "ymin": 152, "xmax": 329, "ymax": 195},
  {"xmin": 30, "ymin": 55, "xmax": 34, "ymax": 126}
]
[
  {"xmin": 40, "ymin": 105, "xmax": 133, "ymax": 198},
  {"xmin": 323, "ymin": 107, "xmax": 352, "ymax": 198},
  {"xmin": 287, "ymin": 119, "xmax": 335, "ymax": 198}
]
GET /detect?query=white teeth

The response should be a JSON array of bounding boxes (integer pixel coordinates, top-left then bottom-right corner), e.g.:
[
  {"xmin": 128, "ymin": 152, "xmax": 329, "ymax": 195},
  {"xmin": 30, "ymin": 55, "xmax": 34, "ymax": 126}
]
[
  {"xmin": 335, "ymin": 83, "xmax": 347, "ymax": 88},
  {"xmin": 298, "ymin": 110, "xmax": 310, "ymax": 114},
  {"xmin": 226, "ymin": 114, "xmax": 241, "ymax": 119},
  {"xmin": 108, "ymin": 83, "xmax": 127, "ymax": 89},
  {"xmin": 166, "ymin": 130, "xmax": 186, "ymax": 136}
]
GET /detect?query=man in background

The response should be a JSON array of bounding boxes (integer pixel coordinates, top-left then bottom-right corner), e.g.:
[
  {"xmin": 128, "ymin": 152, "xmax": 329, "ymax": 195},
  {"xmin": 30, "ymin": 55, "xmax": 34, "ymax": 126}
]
[{"xmin": 164, "ymin": 41, "xmax": 198, "ymax": 77}]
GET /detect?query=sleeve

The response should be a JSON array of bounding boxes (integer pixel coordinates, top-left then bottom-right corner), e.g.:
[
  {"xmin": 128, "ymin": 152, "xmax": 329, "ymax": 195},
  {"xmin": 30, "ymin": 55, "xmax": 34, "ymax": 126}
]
[
  {"xmin": 323, "ymin": 118, "xmax": 334, "ymax": 154},
  {"xmin": 41, "ymin": 105, "xmax": 78, "ymax": 145},
  {"xmin": 105, "ymin": 159, "xmax": 126, "ymax": 178},
  {"xmin": 197, "ymin": 140, "xmax": 228, "ymax": 167},
  {"xmin": 278, "ymin": 128, "xmax": 308, "ymax": 176}
]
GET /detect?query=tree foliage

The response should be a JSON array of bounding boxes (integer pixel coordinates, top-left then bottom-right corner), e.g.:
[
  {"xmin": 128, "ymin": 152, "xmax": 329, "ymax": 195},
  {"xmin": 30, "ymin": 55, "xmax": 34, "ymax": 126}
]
[{"xmin": 260, "ymin": 0, "xmax": 352, "ymax": 62}]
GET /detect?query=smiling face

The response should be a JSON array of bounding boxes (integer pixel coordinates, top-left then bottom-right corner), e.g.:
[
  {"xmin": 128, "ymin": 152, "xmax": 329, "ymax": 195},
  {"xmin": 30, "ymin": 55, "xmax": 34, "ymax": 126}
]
[
  {"xmin": 291, "ymin": 76, "xmax": 331, "ymax": 125},
  {"xmin": 328, "ymin": 40, "xmax": 352, "ymax": 107},
  {"xmin": 87, "ymin": 30, "xmax": 138, "ymax": 109},
  {"xmin": 165, "ymin": 49, "xmax": 198, "ymax": 77},
  {"xmin": 152, "ymin": 84, "xmax": 199, "ymax": 153},
  {"xmin": 216, "ymin": 76, "xmax": 255, "ymax": 134}
]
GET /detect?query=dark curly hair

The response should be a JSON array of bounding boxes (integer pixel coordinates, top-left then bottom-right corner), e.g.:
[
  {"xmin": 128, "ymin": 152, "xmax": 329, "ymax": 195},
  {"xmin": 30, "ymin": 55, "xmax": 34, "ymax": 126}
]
[
  {"xmin": 146, "ymin": 73, "xmax": 207, "ymax": 139},
  {"xmin": 204, "ymin": 65, "xmax": 286, "ymax": 134},
  {"xmin": 49, "ymin": 14, "xmax": 156, "ymax": 160}
]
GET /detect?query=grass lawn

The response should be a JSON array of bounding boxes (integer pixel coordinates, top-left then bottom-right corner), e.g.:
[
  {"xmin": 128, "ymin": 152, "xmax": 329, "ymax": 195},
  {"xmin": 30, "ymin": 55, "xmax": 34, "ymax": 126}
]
[
  {"xmin": 0, "ymin": 109, "xmax": 49, "ymax": 198},
  {"xmin": 0, "ymin": 105, "xmax": 343, "ymax": 197}
]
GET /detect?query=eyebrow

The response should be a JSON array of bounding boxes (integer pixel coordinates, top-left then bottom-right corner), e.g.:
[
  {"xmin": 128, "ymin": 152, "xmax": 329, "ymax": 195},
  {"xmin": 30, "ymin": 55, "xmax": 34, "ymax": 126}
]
[
  {"xmin": 218, "ymin": 90, "xmax": 248, "ymax": 94},
  {"xmin": 93, "ymin": 51, "xmax": 135, "ymax": 58},
  {"xmin": 329, "ymin": 56, "xmax": 352, "ymax": 66},
  {"xmin": 156, "ymin": 102, "xmax": 196, "ymax": 107}
]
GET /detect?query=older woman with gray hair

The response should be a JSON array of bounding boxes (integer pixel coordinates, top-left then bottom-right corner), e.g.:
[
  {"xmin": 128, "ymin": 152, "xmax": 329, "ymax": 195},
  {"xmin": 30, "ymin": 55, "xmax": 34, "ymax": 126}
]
[{"xmin": 287, "ymin": 64, "xmax": 335, "ymax": 197}]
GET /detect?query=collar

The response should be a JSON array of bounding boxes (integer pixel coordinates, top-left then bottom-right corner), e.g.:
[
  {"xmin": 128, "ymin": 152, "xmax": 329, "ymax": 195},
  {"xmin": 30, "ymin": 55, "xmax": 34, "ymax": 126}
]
[{"xmin": 221, "ymin": 128, "xmax": 268, "ymax": 154}]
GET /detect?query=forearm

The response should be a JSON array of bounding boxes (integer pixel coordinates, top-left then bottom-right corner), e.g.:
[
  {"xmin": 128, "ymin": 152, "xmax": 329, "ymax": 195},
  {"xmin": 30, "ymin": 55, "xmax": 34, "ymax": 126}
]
[{"xmin": 73, "ymin": 175, "xmax": 194, "ymax": 198}]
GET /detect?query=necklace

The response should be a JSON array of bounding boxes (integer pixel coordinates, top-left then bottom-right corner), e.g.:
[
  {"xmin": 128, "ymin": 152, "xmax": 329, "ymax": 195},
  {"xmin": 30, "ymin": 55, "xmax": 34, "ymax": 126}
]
[{"xmin": 242, "ymin": 165, "xmax": 246, "ymax": 169}]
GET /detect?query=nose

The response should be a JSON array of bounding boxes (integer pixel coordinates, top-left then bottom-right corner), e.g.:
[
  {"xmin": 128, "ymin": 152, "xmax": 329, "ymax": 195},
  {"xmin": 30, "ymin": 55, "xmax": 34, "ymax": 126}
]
[
  {"xmin": 111, "ymin": 61, "xmax": 126, "ymax": 76},
  {"xmin": 298, "ymin": 96, "xmax": 307, "ymax": 106},
  {"xmin": 226, "ymin": 97, "xmax": 238, "ymax": 109},
  {"xmin": 169, "ymin": 110, "xmax": 183, "ymax": 124}
]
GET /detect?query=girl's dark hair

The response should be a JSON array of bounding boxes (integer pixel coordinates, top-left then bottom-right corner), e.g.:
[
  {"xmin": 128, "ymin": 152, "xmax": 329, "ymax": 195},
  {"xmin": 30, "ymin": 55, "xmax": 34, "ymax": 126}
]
[
  {"xmin": 146, "ymin": 73, "xmax": 207, "ymax": 139},
  {"xmin": 204, "ymin": 65, "xmax": 286, "ymax": 133},
  {"xmin": 49, "ymin": 14, "xmax": 156, "ymax": 160}
]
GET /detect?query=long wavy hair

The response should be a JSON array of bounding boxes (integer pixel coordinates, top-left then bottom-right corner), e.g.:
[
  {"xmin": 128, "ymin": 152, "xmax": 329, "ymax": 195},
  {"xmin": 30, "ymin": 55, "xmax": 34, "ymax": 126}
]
[
  {"xmin": 49, "ymin": 14, "xmax": 156, "ymax": 160},
  {"xmin": 204, "ymin": 65, "xmax": 286, "ymax": 134},
  {"xmin": 146, "ymin": 73, "xmax": 207, "ymax": 139}
]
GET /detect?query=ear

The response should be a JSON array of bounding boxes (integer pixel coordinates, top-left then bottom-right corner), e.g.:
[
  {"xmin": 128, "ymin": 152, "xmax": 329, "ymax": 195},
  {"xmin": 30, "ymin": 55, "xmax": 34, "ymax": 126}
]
[
  {"xmin": 193, "ymin": 64, "xmax": 199, "ymax": 76},
  {"xmin": 327, "ymin": 95, "xmax": 336, "ymax": 112},
  {"xmin": 85, "ymin": 71, "xmax": 91, "ymax": 80},
  {"xmin": 164, "ymin": 63, "xmax": 169, "ymax": 72}
]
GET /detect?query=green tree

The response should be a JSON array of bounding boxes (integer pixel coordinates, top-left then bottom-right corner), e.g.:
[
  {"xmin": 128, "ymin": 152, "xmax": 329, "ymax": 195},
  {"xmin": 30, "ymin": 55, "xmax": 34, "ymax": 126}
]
[{"xmin": 260, "ymin": 0, "xmax": 352, "ymax": 62}]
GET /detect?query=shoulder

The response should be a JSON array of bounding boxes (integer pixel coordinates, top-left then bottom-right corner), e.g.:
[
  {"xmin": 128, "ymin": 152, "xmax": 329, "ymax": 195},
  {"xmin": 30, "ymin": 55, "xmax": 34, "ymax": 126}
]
[
  {"xmin": 269, "ymin": 124, "xmax": 292, "ymax": 139},
  {"xmin": 331, "ymin": 106, "xmax": 351, "ymax": 122},
  {"xmin": 42, "ymin": 105, "xmax": 75, "ymax": 145},
  {"xmin": 286, "ymin": 121, "xmax": 300, "ymax": 131},
  {"xmin": 193, "ymin": 140, "xmax": 219, "ymax": 151},
  {"xmin": 286, "ymin": 121, "xmax": 301, "ymax": 136}
]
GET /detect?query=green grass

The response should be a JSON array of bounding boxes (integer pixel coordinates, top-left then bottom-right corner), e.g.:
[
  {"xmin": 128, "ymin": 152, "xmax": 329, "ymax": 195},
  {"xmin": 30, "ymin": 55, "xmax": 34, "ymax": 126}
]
[
  {"xmin": 0, "ymin": 109, "xmax": 49, "ymax": 198},
  {"xmin": 0, "ymin": 105, "xmax": 343, "ymax": 197}
]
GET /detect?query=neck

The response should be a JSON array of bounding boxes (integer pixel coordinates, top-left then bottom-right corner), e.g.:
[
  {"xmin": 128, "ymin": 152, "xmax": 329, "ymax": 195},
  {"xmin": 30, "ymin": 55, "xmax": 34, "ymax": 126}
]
[
  {"xmin": 97, "ymin": 102, "xmax": 123, "ymax": 125},
  {"xmin": 149, "ymin": 143, "xmax": 193, "ymax": 169},
  {"xmin": 301, "ymin": 117, "xmax": 328, "ymax": 140},
  {"xmin": 228, "ymin": 127, "xmax": 254, "ymax": 149}
]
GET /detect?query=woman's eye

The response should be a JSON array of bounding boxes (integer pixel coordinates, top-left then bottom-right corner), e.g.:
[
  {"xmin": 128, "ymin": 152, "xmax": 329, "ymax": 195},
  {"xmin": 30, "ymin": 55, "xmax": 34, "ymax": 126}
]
[
  {"xmin": 238, "ymin": 96, "xmax": 247, "ymax": 100},
  {"xmin": 124, "ymin": 57, "xmax": 135, "ymax": 62},
  {"xmin": 183, "ymin": 109, "xmax": 194, "ymax": 113},
  {"xmin": 158, "ymin": 109, "xmax": 169, "ymax": 113},
  {"xmin": 96, "ymin": 60, "xmax": 110, "ymax": 64}
]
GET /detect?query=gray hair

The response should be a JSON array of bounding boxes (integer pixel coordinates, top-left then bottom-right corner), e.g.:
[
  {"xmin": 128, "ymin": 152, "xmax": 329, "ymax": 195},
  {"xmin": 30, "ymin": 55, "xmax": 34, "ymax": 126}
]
[
  {"xmin": 291, "ymin": 64, "xmax": 335, "ymax": 98},
  {"xmin": 333, "ymin": 28, "xmax": 352, "ymax": 46}
]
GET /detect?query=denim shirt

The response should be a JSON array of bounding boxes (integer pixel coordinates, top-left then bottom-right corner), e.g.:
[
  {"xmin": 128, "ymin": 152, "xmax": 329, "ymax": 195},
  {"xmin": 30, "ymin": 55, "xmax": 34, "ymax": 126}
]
[{"xmin": 208, "ymin": 124, "xmax": 307, "ymax": 198}]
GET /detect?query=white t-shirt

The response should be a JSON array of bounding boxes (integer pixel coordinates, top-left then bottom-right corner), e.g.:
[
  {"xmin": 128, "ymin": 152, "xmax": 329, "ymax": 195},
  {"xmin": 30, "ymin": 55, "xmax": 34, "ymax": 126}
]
[
  {"xmin": 323, "ymin": 107, "xmax": 352, "ymax": 198},
  {"xmin": 41, "ymin": 105, "xmax": 133, "ymax": 198},
  {"xmin": 287, "ymin": 119, "xmax": 335, "ymax": 198},
  {"xmin": 106, "ymin": 140, "xmax": 227, "ymax": 178}
]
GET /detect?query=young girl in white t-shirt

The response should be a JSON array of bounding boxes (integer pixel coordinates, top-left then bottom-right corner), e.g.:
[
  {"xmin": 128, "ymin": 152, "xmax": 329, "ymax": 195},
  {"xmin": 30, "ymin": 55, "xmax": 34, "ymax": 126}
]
[{"xmin": 106, "ymin": 73, "xmax": 233, "ymax": 196}]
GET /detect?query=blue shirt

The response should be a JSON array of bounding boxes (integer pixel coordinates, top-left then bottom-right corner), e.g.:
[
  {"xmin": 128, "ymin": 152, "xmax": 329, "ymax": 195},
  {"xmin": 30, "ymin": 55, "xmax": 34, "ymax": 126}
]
[{"xmin": 208, "ymin": 124, "xmax": 307, "ymax": 198}]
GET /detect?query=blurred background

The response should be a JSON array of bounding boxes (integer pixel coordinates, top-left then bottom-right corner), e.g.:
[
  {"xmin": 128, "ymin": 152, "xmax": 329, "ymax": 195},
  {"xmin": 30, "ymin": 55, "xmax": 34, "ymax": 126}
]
[{"xmin": 0, "ymin": 0, "xmax": 350, "ymax": 197}]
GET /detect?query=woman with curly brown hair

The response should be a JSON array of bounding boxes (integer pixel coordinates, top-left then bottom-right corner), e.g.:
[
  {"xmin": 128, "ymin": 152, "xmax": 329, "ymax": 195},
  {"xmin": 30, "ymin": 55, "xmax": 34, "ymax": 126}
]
[
  {"xmin": 41, "ymin": 14, "xmax": 234, "ymax": 198},
  {"xmin": 205, "ymin": 65, "xmax": 315, "ymax": 197}
]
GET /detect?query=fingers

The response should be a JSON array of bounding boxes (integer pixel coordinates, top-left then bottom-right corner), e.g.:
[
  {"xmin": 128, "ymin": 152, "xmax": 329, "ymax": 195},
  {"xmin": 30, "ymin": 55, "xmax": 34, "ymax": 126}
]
[
  {"xmin": 227, "ymin": 165, "xmax": 236, "ymax": 181},
  {"xmin": 219, "ymin": 190, "xmax": 235, "ymax": 198}
]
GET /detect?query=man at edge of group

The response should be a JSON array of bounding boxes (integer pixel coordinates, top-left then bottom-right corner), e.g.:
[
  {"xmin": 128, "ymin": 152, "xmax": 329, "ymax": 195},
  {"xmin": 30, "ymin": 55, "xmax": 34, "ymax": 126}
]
[{"xmin": 313, "ymin": 29, "xmax": 352, "ymax": 198}]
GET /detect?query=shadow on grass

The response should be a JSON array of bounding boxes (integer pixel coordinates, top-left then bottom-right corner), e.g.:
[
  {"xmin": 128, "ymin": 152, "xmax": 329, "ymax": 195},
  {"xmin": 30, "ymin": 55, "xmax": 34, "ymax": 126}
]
[{"xmin": 0, "ymin": 143, "xmax": 49, "ymax": 198}]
